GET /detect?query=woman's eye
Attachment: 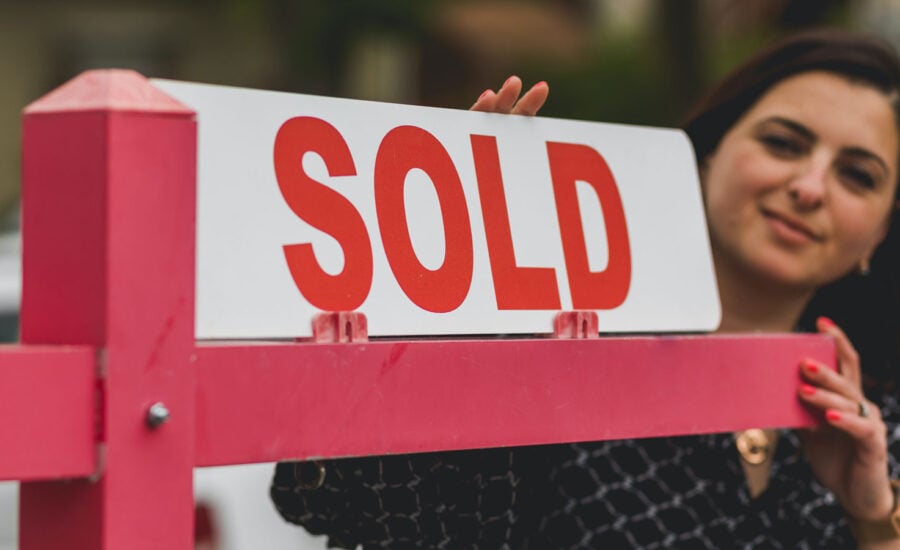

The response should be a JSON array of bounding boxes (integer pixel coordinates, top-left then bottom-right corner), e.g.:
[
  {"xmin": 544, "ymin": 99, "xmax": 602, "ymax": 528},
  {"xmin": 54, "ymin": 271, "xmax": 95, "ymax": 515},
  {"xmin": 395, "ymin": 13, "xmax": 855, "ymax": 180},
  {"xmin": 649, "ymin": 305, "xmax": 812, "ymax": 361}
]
[
  {"xmin": 838, "ymin": 165, "xmax": 877, "ymax": 190},
  {"xmin": 760, "ymin": 134, "xmax": 805, "ymax": 156}
]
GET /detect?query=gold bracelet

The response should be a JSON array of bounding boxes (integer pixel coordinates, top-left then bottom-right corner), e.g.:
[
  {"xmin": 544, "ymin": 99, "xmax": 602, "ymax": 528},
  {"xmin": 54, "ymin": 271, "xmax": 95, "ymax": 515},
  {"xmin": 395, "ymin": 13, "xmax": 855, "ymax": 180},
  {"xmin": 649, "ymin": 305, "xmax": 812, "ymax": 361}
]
[{"xmin": 848, "ymin": 480, "xmax": 900, "ymax": 543}]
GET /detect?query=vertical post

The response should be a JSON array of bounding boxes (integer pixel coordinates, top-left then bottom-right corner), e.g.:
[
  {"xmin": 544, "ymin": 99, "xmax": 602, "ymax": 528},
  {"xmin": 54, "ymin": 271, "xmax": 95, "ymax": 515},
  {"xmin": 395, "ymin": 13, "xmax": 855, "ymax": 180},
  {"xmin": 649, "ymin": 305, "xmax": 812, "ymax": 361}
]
[{"xmin": 19, "ymin": 70, "xmax": 197, "ymax": 549}]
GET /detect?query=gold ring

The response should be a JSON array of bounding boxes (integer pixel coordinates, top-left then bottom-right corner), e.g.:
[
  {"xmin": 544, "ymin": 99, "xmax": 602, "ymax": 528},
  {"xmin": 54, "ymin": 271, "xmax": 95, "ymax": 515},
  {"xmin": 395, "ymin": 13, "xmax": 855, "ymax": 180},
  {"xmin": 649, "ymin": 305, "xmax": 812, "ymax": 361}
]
[{"xmin": 858, "ymin": 401, "xmax": 871, "ymax": 418}]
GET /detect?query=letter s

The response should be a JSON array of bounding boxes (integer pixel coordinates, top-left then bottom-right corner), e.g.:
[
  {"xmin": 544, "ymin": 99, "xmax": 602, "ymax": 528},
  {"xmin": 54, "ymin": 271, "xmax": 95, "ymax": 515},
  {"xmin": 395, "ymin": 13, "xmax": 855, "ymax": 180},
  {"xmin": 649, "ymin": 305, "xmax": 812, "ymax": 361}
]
[{"xmin": 273, "ymin": 117, "xmax": 373, "ymax": 311}]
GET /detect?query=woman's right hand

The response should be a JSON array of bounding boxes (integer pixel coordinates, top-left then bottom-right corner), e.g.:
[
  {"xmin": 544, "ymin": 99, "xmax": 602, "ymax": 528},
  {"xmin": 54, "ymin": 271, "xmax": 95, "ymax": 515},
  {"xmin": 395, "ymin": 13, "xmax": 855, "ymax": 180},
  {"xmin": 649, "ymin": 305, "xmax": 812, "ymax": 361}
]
[
  {"xmin": 470, "ymin": 75, "xmax": 549, "ymax": 116},
  {"xmin": 797, "ymin": 317, "xmax": 895, "ymax": 527}
]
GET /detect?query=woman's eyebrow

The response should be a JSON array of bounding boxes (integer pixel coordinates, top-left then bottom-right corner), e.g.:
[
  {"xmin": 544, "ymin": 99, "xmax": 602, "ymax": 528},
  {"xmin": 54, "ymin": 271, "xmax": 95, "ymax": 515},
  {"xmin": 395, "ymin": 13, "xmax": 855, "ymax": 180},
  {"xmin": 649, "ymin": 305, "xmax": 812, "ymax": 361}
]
[
  {"xmin": 759, "ymin": 116, "xmax": 816, "ymax": 141},
  {"xmin": 842, "ymin": 146, "xmax": 890, "ymax": 175},
  {"xmin": 761, "ymin": 116, "xmax": 890, "ymax": 174}
]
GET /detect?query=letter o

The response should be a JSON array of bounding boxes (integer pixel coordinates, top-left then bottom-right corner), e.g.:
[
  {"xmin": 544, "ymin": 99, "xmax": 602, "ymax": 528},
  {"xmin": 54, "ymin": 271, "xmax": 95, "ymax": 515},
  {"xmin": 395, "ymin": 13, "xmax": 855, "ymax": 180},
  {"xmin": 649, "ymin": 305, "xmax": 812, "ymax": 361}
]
[{"xmin": 374, "ymin": 126, "xmax": 473, "ymax": 313}]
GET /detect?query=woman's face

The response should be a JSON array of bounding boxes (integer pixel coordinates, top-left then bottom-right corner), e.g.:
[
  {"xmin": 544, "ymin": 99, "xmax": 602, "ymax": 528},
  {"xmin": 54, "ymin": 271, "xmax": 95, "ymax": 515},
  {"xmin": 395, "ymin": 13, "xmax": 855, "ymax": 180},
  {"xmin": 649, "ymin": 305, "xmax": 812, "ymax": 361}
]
[{"xmin": 702, "ymin": 71, "xmax": 898, "ymax": 291}]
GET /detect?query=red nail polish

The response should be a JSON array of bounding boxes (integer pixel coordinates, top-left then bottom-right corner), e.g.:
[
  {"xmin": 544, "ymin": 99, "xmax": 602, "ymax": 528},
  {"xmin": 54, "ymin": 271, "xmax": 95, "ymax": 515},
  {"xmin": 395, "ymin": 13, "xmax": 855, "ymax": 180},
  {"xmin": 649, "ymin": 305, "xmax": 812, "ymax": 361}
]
[
  {"xmin": 804, "ymin": 361, "xmax": 819, "ymax": 374},
  {"xmin": 800, "ymin": 384, "xmax": 816, "ymax": 396},
  {"xmin": 826, "ymin": 410, "xmax": 842, "ymax": 422},
  {"xmin": 817, "ymin": 316, "xmax": 836, "ymax": 330}
]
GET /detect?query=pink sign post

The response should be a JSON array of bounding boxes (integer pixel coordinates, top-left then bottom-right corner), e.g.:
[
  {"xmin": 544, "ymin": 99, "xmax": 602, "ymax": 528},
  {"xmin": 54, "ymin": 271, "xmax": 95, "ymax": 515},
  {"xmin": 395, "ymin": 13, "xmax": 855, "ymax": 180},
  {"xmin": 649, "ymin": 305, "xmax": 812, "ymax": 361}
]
[
  {"xmin": 0, "ymin": 70, "xmax": 835, "ymax": 549},
  {"xmin": 19, "ymin": 70, "xmax": 196, "ymax": 549}
]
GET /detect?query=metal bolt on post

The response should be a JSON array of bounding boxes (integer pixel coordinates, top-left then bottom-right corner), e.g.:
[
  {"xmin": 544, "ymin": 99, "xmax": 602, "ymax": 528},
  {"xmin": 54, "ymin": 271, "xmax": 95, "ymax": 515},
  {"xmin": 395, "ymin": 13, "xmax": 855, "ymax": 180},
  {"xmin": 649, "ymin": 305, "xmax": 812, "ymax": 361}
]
[{"xmin": 146, "ymin": 402, "xmax": 171, "ymax": 428}]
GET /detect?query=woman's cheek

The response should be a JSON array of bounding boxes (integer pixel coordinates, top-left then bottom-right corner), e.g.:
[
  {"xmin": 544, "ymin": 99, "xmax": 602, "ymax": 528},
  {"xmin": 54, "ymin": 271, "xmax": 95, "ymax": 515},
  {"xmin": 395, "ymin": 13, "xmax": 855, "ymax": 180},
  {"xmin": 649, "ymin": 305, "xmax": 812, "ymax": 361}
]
[{"xmin": 832, "ymin": 188, "xmax": 893, "ymax": 254}]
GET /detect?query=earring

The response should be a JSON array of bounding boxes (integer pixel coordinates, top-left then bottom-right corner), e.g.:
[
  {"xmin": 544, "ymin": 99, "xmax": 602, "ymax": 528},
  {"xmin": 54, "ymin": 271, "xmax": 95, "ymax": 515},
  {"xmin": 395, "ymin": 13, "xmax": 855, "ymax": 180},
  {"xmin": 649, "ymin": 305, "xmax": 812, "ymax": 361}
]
[{"xmin": 859, "ymin": 258, "xmax": 871, "ymax": 276}]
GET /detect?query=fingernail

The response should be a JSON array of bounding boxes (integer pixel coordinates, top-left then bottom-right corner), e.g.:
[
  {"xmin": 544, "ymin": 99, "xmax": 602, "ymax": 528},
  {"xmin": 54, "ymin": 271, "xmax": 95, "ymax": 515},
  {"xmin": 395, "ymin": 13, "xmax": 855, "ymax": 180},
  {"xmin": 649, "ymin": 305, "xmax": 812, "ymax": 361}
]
[
  {"xmin": 504, "ymin": 76, "xmax": 516, "ymax": 87},
  {"xmin": 800, "ymin": 384, "xmax": 816, "ymax": 396},
  {"xmin": 825, "ymin": 409, "xmax": 842, "ymax": 422},
  {"xmin": 534, "ymin": 80, "xmax": 547, "ymax": 88},
  {"xmin": 479, "ymin": 89, "xmax": 492, "ymax": 100},
  {"xmin": 804, "ymin": 360, "xmax": 819, "ymax": 374},
  {"xmin": 817, "ymin": 316, "xmax": 836, "ymax": 330}
]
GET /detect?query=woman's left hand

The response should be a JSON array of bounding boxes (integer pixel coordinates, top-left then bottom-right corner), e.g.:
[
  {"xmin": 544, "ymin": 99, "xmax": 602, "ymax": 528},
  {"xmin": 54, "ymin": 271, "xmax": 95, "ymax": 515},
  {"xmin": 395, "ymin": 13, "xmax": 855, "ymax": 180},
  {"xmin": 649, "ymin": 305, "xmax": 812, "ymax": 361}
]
[
  {"xmin": 798, "ymin": 316, "xmax": 894, "ymax": 521},
  {"xmin": 470, "ymin": 76, "xmax": 549, "ymax": 116}
]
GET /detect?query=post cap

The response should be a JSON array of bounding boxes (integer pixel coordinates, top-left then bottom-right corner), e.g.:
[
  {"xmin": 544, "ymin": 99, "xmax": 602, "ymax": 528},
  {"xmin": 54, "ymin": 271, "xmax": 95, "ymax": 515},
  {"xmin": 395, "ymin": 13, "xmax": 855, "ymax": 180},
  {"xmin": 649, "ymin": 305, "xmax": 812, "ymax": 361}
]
[{"xmin": 24, "ymin": 69, "xmax": 193, "ymax": 116}]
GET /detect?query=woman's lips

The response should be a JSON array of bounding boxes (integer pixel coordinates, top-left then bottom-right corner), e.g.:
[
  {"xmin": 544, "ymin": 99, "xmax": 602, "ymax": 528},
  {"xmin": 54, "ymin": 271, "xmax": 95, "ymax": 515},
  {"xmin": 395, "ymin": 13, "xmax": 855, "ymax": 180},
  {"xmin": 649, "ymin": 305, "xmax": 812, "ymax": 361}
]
[{"xmin": 760, "ymin": 208, "xmax": 823, "ymax": 245}]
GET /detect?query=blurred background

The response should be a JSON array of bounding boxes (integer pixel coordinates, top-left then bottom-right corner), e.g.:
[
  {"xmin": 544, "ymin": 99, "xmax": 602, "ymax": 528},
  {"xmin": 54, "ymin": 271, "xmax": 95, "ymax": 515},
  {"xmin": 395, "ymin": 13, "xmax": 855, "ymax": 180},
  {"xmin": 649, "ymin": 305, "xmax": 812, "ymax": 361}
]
[{"xmin": 2, "ymin": 0, "xmax": 900, "ymax": 548}]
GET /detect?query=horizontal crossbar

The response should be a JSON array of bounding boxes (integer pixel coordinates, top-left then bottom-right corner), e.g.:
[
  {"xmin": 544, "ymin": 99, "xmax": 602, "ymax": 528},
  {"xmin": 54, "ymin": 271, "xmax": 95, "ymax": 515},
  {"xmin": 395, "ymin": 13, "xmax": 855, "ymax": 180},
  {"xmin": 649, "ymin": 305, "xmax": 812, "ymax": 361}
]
[
  {"xmin": 193, "ymin": 334, "xmax": 834, "ymax": 467},
  {"xmin": 0, "ymin": 345, "xmax": 96, "ymax": 480}
]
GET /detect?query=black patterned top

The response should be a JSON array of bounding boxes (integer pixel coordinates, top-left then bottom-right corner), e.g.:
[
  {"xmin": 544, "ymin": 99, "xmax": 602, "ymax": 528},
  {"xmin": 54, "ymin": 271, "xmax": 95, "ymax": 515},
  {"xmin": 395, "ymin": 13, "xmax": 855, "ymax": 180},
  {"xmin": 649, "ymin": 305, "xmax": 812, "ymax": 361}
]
[{"xmin": 271, "ymin": 391, "xmax": 900, "ymax": 549}]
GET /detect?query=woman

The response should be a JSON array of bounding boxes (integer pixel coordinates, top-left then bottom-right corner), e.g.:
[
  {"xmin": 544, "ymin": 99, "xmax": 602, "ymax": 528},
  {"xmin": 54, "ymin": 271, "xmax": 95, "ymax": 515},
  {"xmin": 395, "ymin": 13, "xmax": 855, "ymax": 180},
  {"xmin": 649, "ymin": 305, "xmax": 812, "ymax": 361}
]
[{"xmin": 272, "ymin": 29, "xmax": 900, "ymax": 548}]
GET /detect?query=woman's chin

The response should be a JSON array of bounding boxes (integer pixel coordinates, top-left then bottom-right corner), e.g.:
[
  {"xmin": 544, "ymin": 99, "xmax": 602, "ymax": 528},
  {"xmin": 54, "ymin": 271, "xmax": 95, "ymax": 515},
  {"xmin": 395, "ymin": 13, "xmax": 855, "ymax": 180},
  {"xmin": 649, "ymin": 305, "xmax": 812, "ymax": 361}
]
[
  {"xmin": 720, "ymin": 249, "xmax": 829, "ymax": 293},
  {"xmin": 744, "ymin": 258, "xmax": 834, "ymax": 293}
]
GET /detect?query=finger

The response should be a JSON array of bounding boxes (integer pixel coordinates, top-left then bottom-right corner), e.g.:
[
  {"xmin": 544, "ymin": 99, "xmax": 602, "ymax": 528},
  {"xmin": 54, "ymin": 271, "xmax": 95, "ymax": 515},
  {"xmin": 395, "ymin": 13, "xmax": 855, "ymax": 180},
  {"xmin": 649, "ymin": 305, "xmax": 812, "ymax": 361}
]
[
  {"xmin": 495, "ymin": 76, "xmax": 523, "ymax": 114},
  {"xmin": 470, "ymin": 89, "xmax": 499, "ymax": 112},
  {"xmin": 798, "ymin": 384, "xmax": 881, "ymax": 421},
  {"xmin": 817, "ymin": 316, "xmax": 861, "ymax": 386},
  {"xmin": 799, "ymin": 358, "xmax": 862, "ymax": 402},
  {"xmin": 823, "ymin": 409, "xmax": 888, "ymax": 462},
  {"xmin": 511, "ymin": 81, "xmax": 549, "ymax": 116}
]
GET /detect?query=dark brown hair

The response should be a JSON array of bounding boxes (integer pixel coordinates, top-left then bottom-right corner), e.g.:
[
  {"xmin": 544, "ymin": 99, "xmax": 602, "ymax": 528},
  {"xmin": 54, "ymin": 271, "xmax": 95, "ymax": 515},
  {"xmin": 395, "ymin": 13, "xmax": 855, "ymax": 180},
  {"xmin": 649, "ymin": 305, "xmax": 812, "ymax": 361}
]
[
  {"xmin": 684, "ymin": 28, "xmax": 900, "ymax": 176},
  {"xmin": 684, "ymin": 28, "xmax": 900, "ymax": 385}
]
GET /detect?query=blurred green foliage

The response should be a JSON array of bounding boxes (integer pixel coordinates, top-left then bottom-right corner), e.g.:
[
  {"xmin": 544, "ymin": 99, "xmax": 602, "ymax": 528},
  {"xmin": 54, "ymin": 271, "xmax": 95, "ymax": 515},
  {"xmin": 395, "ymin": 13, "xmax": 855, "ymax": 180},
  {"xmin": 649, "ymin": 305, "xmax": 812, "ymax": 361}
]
[
  {"xmin": 266, "ymin": 0, "xmax": 850, "ymax": 128},
  {"xmin": 534, "ymin": 35, "xmax": 677, "ymax": 127}
]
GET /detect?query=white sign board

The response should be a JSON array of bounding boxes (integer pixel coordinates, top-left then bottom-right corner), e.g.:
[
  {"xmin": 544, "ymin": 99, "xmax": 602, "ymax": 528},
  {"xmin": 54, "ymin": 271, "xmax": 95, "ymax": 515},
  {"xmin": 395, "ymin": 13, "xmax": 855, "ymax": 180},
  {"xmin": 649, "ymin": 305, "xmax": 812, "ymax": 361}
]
[{"xmin": 154, "ymin": 80, "xmax": 720, "ymax": 339}]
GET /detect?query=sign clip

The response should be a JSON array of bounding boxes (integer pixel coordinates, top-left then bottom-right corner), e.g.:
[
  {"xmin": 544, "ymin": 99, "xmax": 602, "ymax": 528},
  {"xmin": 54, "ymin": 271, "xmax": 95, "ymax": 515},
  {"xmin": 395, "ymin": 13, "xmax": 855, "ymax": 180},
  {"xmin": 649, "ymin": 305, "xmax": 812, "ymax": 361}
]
[
  {"xmin": 311, "ymin": 312, "xmax": 369, "ymax": 343},
  {"xmin": 553, "ymin": 311, "xmax": 598, "ymax": 339}
]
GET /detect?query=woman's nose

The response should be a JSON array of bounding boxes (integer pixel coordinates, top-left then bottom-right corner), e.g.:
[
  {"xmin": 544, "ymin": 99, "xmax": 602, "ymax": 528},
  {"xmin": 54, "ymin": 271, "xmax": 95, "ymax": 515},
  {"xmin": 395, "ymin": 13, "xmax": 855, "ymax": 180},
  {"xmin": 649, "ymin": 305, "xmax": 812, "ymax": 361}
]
[{"xmin": 786, "ymin": 161, "xmax": 828, "ymax": 209}]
